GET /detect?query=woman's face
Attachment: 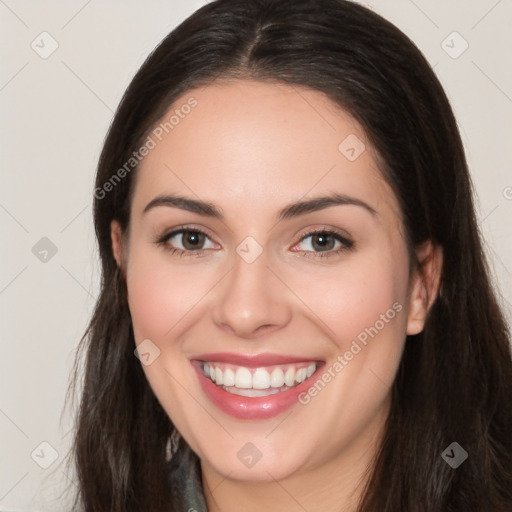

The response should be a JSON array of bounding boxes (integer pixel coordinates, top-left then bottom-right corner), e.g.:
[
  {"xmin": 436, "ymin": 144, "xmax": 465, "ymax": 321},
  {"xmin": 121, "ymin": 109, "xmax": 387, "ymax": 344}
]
[{"xmin": 112, "ymin": 79, "xmax": 434, "ymax": 484}]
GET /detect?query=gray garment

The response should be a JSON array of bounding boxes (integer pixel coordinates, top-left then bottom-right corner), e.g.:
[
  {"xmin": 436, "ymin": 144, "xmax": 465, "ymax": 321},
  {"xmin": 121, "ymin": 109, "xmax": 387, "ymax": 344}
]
[{"xmin": 167, "ymin": 433, "xmax": 208, "ymax": 512}]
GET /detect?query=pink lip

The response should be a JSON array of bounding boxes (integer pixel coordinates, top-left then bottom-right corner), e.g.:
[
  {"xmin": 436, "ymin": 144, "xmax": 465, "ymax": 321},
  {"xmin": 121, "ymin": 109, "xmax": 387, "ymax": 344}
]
[
  {"xmin": 191, "ymin": 356, "xmax": 324, "ymax": 420},
  {"xmin": 192, "ymin": 351, "xmax": 319, "ymax": 367}
]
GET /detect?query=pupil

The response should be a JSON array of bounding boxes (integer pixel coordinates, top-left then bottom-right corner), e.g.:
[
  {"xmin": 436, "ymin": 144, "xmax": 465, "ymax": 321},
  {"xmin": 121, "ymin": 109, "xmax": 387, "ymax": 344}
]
[
  {"xmin": 313, "ymin": 233, "xmax": 333, "ymax": 251},
  {"xmin": 184, "ymin": 231, "xmax": 204, "ymax": 250}
]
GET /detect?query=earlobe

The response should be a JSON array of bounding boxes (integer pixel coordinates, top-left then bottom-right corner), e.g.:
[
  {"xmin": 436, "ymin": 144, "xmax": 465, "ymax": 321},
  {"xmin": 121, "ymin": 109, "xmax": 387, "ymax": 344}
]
[{"xmin": 406, "ymin": 240, "xmax": 443, "ymax": 335}]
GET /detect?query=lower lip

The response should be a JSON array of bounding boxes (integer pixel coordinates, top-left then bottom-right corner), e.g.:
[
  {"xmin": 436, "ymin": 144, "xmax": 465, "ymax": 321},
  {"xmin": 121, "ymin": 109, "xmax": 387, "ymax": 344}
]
[{"xmin": 192, "ymin": 361, "xmax": 322, "ymax": 420}]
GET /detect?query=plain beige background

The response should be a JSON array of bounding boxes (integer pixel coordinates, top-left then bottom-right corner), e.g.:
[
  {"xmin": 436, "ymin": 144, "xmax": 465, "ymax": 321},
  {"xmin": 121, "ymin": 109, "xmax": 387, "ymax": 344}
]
[{"xmin": 1, "ymin": 1, "xmax": 511, "ymax": 510}]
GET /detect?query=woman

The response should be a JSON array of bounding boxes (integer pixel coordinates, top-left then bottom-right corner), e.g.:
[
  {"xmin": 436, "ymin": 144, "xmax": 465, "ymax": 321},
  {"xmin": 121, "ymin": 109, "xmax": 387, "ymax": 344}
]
[{"xmin": 66, "ymin": 0, "xmax": 512, "ymax": 510}]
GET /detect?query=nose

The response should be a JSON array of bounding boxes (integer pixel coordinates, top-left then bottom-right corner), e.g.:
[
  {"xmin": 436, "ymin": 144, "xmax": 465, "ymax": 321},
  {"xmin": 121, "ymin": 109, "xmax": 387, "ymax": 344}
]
[{"xmin": 211, "ymin": 246, "xmax": 292, "ymax": 340}]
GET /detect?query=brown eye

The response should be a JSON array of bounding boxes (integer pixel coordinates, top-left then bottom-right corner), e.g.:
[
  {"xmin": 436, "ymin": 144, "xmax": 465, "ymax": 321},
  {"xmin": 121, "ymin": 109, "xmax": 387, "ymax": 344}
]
[
  {"xmin": 156, "ymin": 227, "xmax": 217, "ymax": 255},
  {"xmin": 309, "ymin": 232, "xmax": 337, "ymax": 252},
  {"xmin": 180, "ymin": 230, "xmax": 206, "ymax": 250},
  {"xmin": 293, "ymin": 229, "xmax": 354, "ymax": 259}
]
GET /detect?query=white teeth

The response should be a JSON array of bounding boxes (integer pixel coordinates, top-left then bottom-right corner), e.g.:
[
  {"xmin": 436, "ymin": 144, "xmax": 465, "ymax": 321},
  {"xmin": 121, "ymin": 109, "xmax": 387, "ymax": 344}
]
[
  {"xmin": 235, "ymin": 367, "xmax": 252, "ymax": 388},
  {"xmin": 224, "ymin": 386, "xmax": 287, "ymax": 397},
  {"xmin": 215, "ymin": 367, "xmax": 223, "ymax": 386},
  {"xmin": 270, "ymin": 368, "xmax": 285, "ymax": 387},
  {"xmin": 284, "ymin": 367, "xmax": 296, "ymax": 387},
  {"xmin": 202, "ymin": 361, "xmax": 317, "ymax": 391},
  {"xmin": 223, "ymin": 367, "xmax": 235, "ymax": 386},
  {"xmin": 252, "ymin": 368, "xmax": 270, "ymax": 389},
  {"xmin": 295, "ymin": 367, "xmax": 307, "ymax": 384}
]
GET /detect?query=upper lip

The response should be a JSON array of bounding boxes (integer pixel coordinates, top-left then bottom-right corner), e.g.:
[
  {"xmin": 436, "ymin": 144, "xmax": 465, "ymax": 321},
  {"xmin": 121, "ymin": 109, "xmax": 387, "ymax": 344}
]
[{"xmin": 191, "ymin": 352, "xmax": 323, "ymax": 367}]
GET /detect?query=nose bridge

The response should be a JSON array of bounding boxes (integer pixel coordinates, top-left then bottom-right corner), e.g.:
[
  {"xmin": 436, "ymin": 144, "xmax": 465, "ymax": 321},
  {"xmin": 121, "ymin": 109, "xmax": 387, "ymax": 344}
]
[{"xmin": 211, "ymin": 237, "xmax": 291, "ymax": 338}]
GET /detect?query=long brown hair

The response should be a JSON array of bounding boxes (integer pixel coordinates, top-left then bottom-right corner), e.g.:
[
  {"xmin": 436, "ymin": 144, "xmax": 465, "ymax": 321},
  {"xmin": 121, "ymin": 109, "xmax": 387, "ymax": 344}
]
[{"xmin": 65, "ymin": 0, "xmax": 512, "ymax": 510}]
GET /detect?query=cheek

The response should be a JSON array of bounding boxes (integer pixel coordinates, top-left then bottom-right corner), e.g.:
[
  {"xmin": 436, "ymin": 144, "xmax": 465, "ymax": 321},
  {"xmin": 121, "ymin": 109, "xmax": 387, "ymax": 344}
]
[
  {"xmin": 293, "ymin": 251, "xmax": 409, "ymax": 347},
  {"xmin": 289, "ymin": 253, "xmax": 409, "ymax": 440},
  {"xmin": 126, "ymin": 248, "xmax": 212, "ymax": 341},
  {"xmin": 125, "ymin": 248, "xmax": 212, "ymax": 431}
]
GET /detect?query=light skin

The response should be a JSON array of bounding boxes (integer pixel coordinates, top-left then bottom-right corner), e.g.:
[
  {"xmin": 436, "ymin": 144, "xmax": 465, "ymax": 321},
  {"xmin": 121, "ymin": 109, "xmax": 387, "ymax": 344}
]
[{"xmin": 111, "ymin": 79, "xmax": 443, "ymax": 511}]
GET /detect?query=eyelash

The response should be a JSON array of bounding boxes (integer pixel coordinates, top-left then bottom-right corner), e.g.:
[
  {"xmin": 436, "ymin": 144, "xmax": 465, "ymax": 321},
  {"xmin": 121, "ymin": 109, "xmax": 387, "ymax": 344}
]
[{"xmin": 155, "ymin": 225, "xmax": 354, "ymax": 260}]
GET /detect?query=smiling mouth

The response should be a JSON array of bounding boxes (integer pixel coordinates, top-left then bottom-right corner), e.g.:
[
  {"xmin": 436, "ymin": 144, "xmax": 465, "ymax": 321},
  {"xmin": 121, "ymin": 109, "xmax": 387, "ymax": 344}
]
[{"xmin": 200, "ymin": 361, "xmax": 318, "ymax": 397}]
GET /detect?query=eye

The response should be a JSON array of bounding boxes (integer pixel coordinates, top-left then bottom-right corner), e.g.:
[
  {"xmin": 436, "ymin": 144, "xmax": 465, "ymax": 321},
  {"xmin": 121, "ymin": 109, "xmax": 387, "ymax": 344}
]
[
  {"xmin": 156, "ymin": 227, "xmax": 217, "ymax": 257},
  {"xmin": 292, "ymin": 228, "xmax": 354, "ymax": 259},
  {"xmin": 155, "ymin": 225, "xmax": 354, "ymax": 259}
]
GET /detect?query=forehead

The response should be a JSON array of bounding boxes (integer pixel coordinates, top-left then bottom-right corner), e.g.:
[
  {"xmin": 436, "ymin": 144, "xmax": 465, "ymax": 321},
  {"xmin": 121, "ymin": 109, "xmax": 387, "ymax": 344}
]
[{"xmin": 132, "ymin": 79, "xmax": 398, "ymax": 221}]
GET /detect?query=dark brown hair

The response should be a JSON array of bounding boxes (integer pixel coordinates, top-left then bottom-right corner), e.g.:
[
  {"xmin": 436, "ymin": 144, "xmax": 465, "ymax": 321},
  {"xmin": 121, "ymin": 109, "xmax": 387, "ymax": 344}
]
[{"xmin": 65, "ymin": 0, "xmax": 512, "ymax": 510}]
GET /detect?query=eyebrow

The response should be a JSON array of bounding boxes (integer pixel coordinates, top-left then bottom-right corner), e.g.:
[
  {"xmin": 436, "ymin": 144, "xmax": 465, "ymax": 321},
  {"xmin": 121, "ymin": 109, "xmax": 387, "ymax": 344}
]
[{"xmin": 142, "ymin": 192, "xmax": 377, "ymax": 221}]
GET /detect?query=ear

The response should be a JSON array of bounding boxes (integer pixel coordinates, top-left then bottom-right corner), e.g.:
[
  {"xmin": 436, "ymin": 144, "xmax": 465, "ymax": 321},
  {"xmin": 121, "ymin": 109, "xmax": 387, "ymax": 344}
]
[
  {"xmin": 406, "ymin": 240, "xmax": 443, "ymax": 335},
  {"xmin": 110, "ymin": 220, "xmax": 127, "ymax": 277}
]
